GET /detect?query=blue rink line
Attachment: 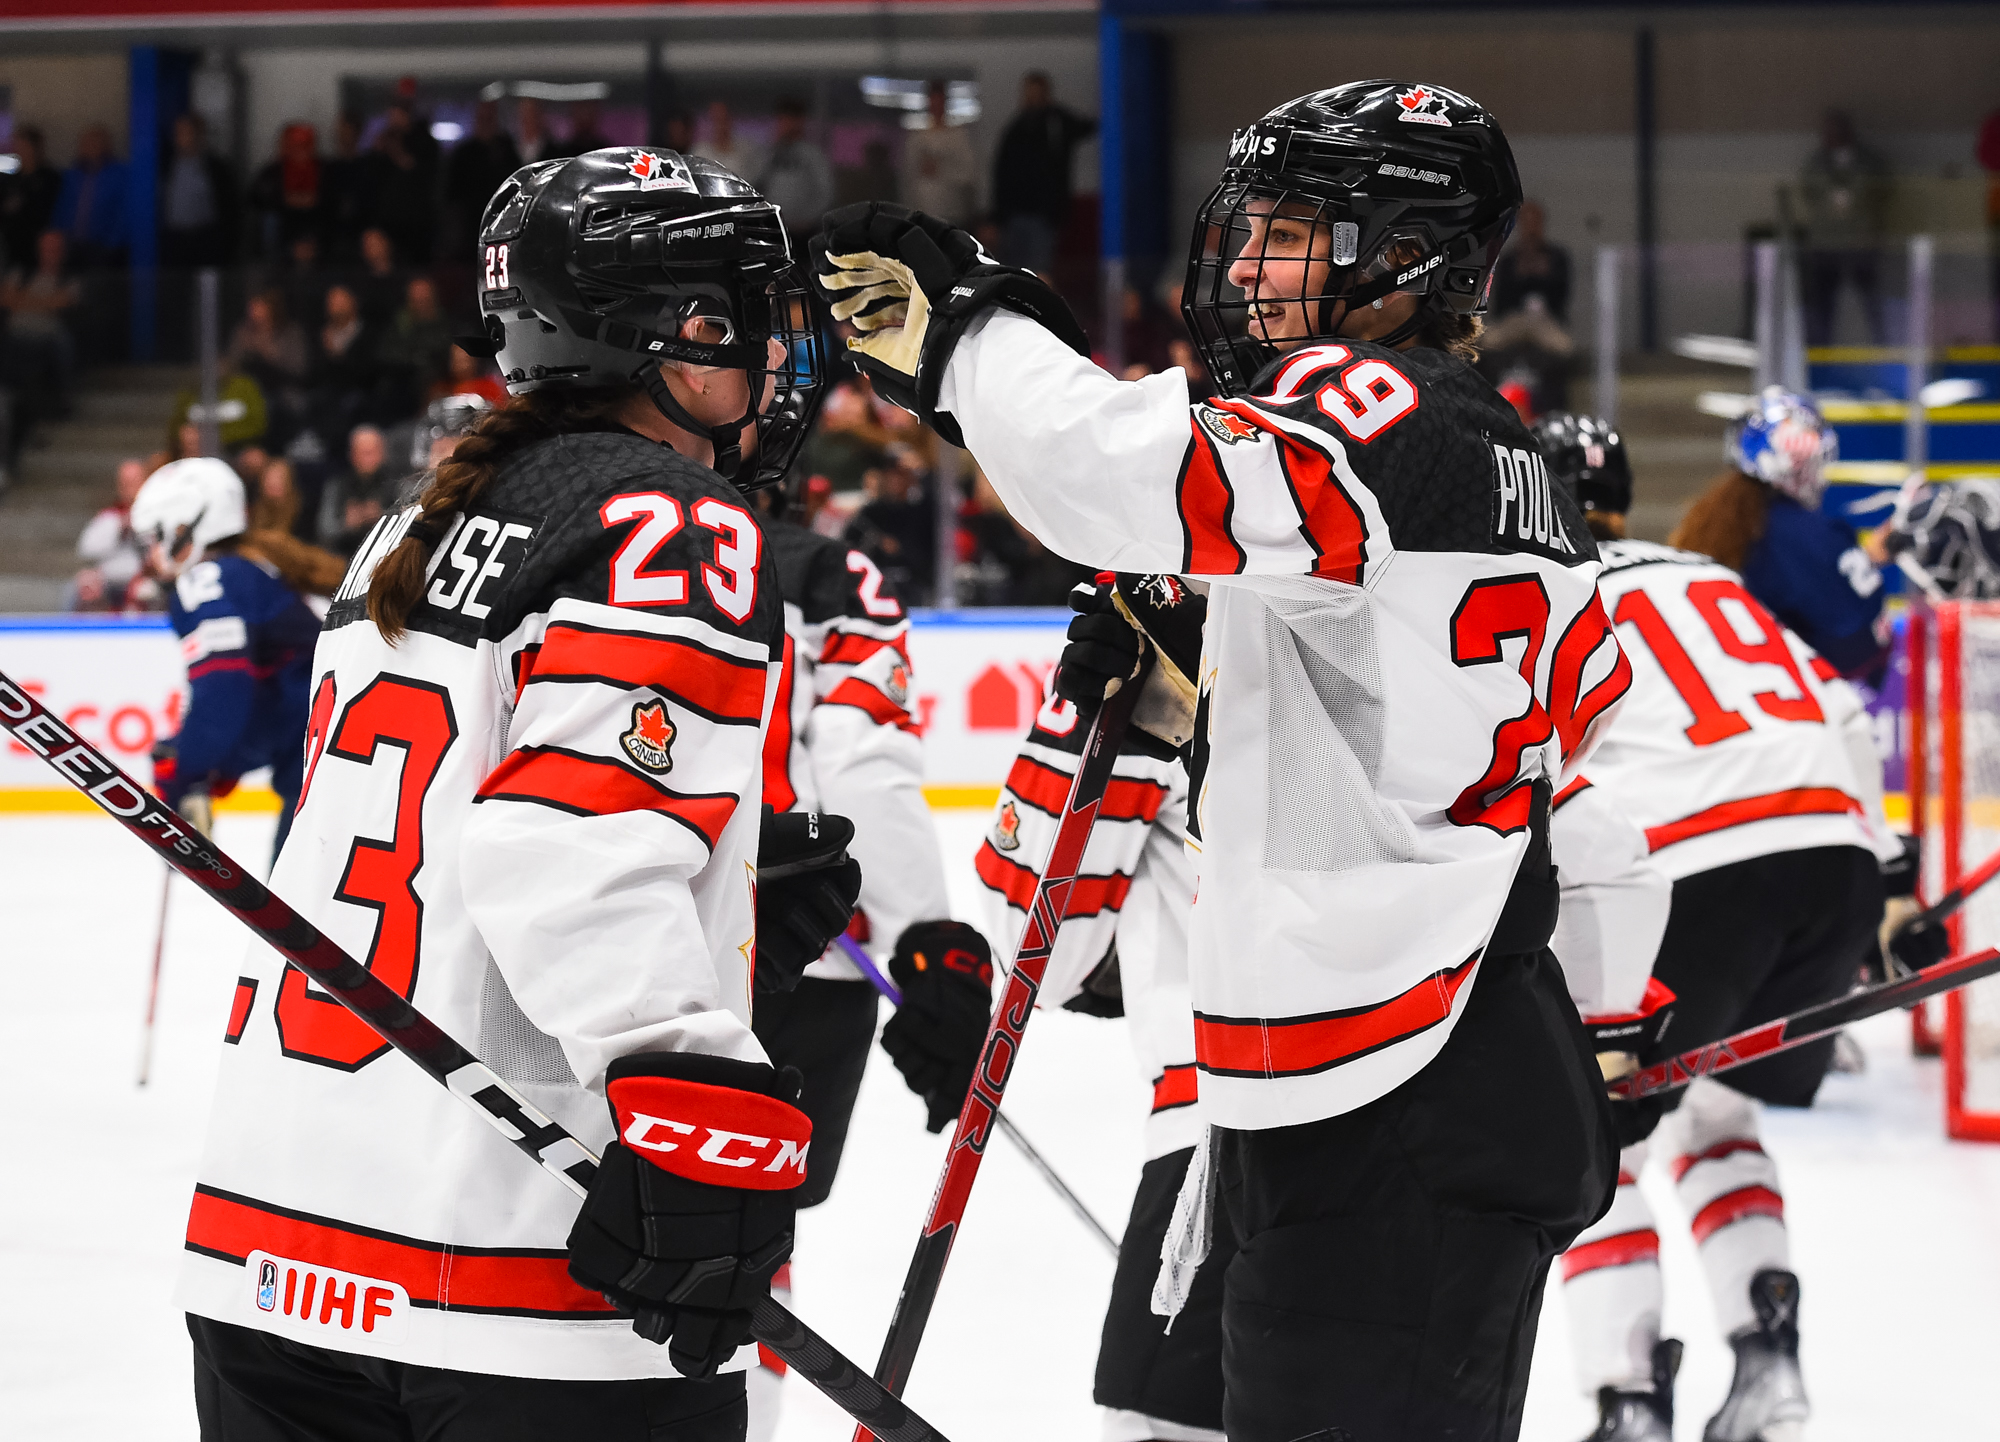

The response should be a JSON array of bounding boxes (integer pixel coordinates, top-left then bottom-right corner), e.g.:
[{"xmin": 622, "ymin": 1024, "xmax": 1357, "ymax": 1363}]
[{"xmin": 0, "ymin": 614, "xmax": 173, "ymax": 632}]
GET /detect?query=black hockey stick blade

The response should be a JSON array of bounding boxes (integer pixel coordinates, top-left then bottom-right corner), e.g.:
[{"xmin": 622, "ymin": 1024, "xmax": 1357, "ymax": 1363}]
[
  {"xmin": 0, "ymin": 668, "xmax": 952, "ymax": 1442},
  {"xmin": 1610, "ymin": 945, "xmax": 2000, "ymax": 1100},
  {"xmin": 860, "ymin": 679, "xmax": 1143, "ymax": 1435}
]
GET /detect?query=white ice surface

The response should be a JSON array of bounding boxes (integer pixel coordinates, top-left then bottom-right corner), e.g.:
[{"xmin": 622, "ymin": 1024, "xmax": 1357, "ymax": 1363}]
[{"xmin": 1, "ymin": 808, "xmax": 1994, "ymax": 1439}]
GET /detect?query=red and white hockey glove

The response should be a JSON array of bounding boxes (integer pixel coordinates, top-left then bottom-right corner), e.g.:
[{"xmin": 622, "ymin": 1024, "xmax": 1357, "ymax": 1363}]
[
  {"xmin": 879, "ymin": 919, "xmax": 994, "ymax": 1133},
  {"xmin": 567, "ymin": 1053, "xmax": 810, "ymax": 1376}
]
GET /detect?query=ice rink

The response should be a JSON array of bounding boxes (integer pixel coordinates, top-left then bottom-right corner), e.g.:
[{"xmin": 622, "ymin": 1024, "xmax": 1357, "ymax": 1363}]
[{"xmin": 3, "ymin": 805, "xmax": 1997, "ymax": 1441}]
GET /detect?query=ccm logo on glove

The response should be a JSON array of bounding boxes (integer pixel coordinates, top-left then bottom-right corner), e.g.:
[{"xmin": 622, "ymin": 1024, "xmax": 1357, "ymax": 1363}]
[{"xmin": 608, "ymin": 1075, "xmax": 811, "ymax": 1189}]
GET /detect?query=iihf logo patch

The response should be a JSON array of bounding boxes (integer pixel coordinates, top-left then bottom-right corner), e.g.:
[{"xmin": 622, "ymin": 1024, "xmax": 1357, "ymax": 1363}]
[
  {"xmin": 621, "ymin": 700, "xmax": 677, "ymax": 773},
  {"xmin": 1395, "ymin": 85, "xmax": 1452, "ymax": 127},
  {"xmin": 995, "ymin": 801, "xmax": 1023, "ymax": 851},
  {"xmin": 1196, "ymin": 404, "xmax": 1261, "ymax": 447},
  {"xmin": 256, "ymin": 1258, "xmax": 279, "ymax": 1311}
]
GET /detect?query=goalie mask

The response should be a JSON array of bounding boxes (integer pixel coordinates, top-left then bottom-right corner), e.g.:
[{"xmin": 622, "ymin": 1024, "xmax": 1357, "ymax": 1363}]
[
  {"xmin": 473, "ymin": 148, "xmax": 824, "ymax": 492},
  {"xmin": 1728, "ymin": 386, "xmax": 1837, "ymax": 511},
  {"xmin": 1184, "ymin": 80, "xmax": 1523, "ymax": 396},
  {"xmin": 1533, "ymin": 412, "xmax": 1633, "ymax": 517}
]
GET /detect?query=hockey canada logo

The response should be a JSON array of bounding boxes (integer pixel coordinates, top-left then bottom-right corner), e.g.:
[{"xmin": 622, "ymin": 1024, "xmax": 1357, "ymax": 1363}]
[
  {"xmin": 621, "ymin": 700, "xmax": 677, "ymax": 773},
  {"xmin": 1137, "ymin": 574, "xmax": 1190, "ymax": 610},
  {"xmin": 886, "ymin": 662, "xmax": 911, "ymax": 706},
  {"xmin": 625, "ymin": 151, "xmax": 693, "ymax": 193},
  {"xmin": 1395, "ymin": 86, "xmax": 1452, "ymax": 127},
  {"xmin": 995, "ymin": 801, "xmax": 1023, "ymax": 851},
  {"xmin": 1197, "ymin": 404, "xmax": 1262, "ymax": 447}
]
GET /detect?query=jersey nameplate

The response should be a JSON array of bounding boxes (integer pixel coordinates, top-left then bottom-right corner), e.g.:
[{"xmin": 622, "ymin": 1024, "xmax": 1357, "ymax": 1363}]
[{"xmin": 1488, "ymin": 436, "xmax": 1582, "ymax": 566}]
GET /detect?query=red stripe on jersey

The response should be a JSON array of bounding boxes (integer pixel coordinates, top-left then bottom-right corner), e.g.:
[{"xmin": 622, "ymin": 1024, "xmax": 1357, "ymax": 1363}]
[
  {"xmin": 510, "ymin": 643, "xmax": 543, "ymax": 705},
  {"xmin": 820, "ymin": 630, "xmax": 910, "ymax": 667},
  {"xmin": 1176, "ymin": 432, "xmax": 1247, "ymax": 574},
  {"xmin": 1210, "ymin": 400, "xmax": 1366, "ymax": 583},
  {"xmin": 531, "ymin": 623, "xmax": 766, "ymax": 724},
  {"xmin": 1689, "ymin": 1184, "xmax": 1784, "ymax": 1244},
  {"xmin": 1644, "ymin": 786, "xmax": 1857, "ymax": 853},
  {"xmin": 1669, "ymin": 1138, "xmax": 1766, "ymax": 1183},
  {"xmin": 1151, "ymin": 1064, "xmax": 1198, "ymax": 1113},
  {"xmin": 823, "ymin": 676, "xmax": 918, "ymax": 734},
  {"xmin": 1004, "ymin": 756, "xmax": 1168, "ymax": 824},
  {"xmin": 761, "ymin": 632, "xmax": 799, "ymax": 813},
  {"xmin": 186, "ymin": 1186, "xmax": 616, "ymax": 1318},
  {"xmin": 1560, "ymin": 1228, "xmax": 1659, "ymax": 1281},
  {"xmin": 477, "ymin": 746, "xmax": 738, "ymax": 850},
  {"xmin": 188, "ymin": 656, "xmax": 255, "ymax": 680},
  {"xmin": 973, "ymin": 841, "xmax": 1132, "ymax": 916},
  {"xmin": 1808, "ymin": 654, "xmax": 1839, "ymax": 682},
  {"xmin": 1194, "ymin": 953, "xmax": 1480, "ymax": 1079},
  {"xmin": 223, "ymin": 977, "xmax": 257, "ymax": 1044},
  {"xmin": 1617, "ymin": 1169, "xmax": 1639, "ymax": 1187},
  {"xmin": 1553, "ymin": 776, "xmax": 1593, "ymax": 810}
]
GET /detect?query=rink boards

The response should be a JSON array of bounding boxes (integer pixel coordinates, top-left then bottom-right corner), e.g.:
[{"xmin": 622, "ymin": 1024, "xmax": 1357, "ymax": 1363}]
[{"xmin": 0, "ymin": 610, "xmax": 1070, "ymax": 809}]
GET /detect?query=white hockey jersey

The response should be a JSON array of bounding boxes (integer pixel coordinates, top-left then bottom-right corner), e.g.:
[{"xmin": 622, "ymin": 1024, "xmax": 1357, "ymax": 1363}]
[
  {"xmin": 759, "ymin": 516, "xmax": 949, "ymax": 980},
  {"xmin": 938, "ymin": 314, "xmax": 1630, "ymax": 1130},
  {"xmin": 178, "ymin": 433, "xmax": 784, "ymax": 1380},
  {"xmin": 1585, "ymin": 539, "xmax": 1890, "ymax": 881},
  {"xmin": 974, "ymin": 682, "xmax": 1201, "ymax": 1160},
  {"xmin": 1549, "ymin": 776, "xmax": 1672, "ymax": 1020}
]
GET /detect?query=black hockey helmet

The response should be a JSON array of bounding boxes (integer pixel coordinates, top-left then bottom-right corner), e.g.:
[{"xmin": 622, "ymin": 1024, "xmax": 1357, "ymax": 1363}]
[
  {"xmin": 1533, "ymin": 412, "xmax": 1633, "ymax": 516},
  {"xmin": 1184, "ymin": 80, "xmax": 1523, "ymax": 395},
  {"xmin": 473, "ymin": 147, "xmax": 823, "ymax": 491}
]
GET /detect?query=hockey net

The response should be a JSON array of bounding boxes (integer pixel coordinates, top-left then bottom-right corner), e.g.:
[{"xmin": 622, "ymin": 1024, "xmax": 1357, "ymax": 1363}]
[{"xmin": 1908, "ymin": 600, "xmax": 2000, "ymax": 1141}]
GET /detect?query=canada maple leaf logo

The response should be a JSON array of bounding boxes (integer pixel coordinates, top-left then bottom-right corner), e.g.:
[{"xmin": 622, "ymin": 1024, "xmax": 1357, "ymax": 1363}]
[
  {"xmin": 1198, "ymin": 404, "xmax": 1262, "ymax": 446},
  {"xmin": 1398, "ymin": 86, "xmax": 1432, "ymax": 113},
  {"xmin": 620, "ymin": 699, "xmax": 676, "ymax": 773},
  {"xmin": 1394, "ymin": 85, "xmax": 1452, "ymax": 126},
  {"xmin": 628, "ymin": 152, "xmax": 658, "ymax": 183},
  {"xmin": 995, "ymin": 800, "xmax": 1022, "ymax": 851}
]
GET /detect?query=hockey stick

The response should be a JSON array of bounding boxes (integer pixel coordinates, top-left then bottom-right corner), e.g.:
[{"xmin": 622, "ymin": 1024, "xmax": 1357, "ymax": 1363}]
[
  {"xmin": 1899, "ymin": 842, "xmax": 2000, "ymax": 940},
  {"xmin": 0, "ymin": 668, "xmax": 950, "ymax": 1442},
  {"xmin": 860, "ymin": 679, "xmax": 1142, "ymax": 1431},
  {"xmin": 833, "ymin": 933, "xmax": 1120, "ymax": 1256},
  {"xmin": 135, "ymin": 865, "xmax": 172, "ymax": 1086},
  {"xmin": 1610, "ymin": 945, "xmax": 2000, "ymax": 1100}
]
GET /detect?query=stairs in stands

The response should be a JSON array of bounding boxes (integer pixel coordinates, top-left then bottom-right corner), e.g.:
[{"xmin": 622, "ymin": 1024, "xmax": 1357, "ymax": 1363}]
[
  {"xmin": 1581, "ymin": 356, "xmax": 1740, "ymax": 543},
  {"xmin": 0, "ymin": 365, "xmax": 190, "ymax": 611}
]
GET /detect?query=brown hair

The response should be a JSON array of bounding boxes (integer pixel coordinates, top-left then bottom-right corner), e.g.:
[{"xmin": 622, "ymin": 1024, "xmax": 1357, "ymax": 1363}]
[
  {"xmin": 1669, "ymin": 469, "xmax": 1768, "ymax": 572},
  {"xmin": 367, "ymin": 387, "xmax": 637, "ymax": 641}
]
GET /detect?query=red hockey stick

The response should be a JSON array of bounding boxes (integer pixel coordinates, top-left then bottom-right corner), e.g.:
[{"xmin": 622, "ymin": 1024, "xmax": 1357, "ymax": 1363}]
[
  {"xmin": 1611, "ymin": 945, "xmax": 2000, "ymax": 1100},
  {"xmin": 0, "ymin": 668, "xmax": 951, "ymax": 1442},
  {"xmin": 859, "ymin": 679, "xmax": 1142, "ymax": 1433}
]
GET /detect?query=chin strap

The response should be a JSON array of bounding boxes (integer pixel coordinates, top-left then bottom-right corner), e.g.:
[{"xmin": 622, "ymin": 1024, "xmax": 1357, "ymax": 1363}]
[{"xmin": 641, "ymin": 366, "xmax": 748, "ymax": 482}]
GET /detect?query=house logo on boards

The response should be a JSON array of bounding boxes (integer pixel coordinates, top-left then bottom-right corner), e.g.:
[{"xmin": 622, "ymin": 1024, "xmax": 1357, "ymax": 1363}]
[
  {"xmin": 995, "ymin": 800, "xmax": 1023, "ymax": 851},
  {"xmin": 621, "ymin": 700, "xmax": 677, "ymax": 773},
  {"xmin": 245, "ymin": 1251, "xmax": 409, "ymax": 1345},
  {"xmin": 1395, "ymin": 86, "xmax": 1452, "ymax": 127}
]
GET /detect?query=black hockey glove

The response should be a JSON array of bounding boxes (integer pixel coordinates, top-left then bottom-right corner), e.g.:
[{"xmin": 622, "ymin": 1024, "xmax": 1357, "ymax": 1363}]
[
  {"xmin": 1887, "ymin": 911, "xmax": 1953, "ymax": 978},
  {"xmin": 810, "ymin": 202, "xmax": 1089, "ymax": 446},
  {"xmin": 1881, "ymin": 833, "xmax": 1922, "ymax": 901},
  {"xmin": 1054, "ymin": 574, "xmax": 1207, "ymax": 762},
  {"xmin": 879, "ymin": 919, "xmax": 995, "ymax": 1133},
  {"xmin": 756, "ymin": 809, "xmax": 862, "ymax": 997},
  {"xmin": 1607, "ymin": 1090, "xmax": 1668, "ymax": 1150},
  {"xmin": 567, "ymin": 1053, "xmax": 807, "ymax": 1376},
  {"xmin": 1054, "ymin": 576, "xmax": 1143, "ymax": 715}
]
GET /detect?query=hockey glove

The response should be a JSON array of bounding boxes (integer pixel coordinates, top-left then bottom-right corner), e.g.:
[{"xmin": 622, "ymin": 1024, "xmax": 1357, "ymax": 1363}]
[
  {"xmin": 1054, "ymin": 574, "xmax": 1207, "ymax": 762},
  {"xmin": 880, "ymin": 919, "xmax": 995, "ymax": 1133},
  {"xmin": 756, "ymin": 809, "xmax": 863, "ymax": 997},
  {"xmin": 567, "ymin": 1053, "xmax": 807, "ymax": 1376},
  {"xmin": 1886, "ymin": 910, "xmax": 1953, "ymax": 978},
  {"xmin": 810, "ymin": 202, "xmax": 1089, "ymax": 446}
]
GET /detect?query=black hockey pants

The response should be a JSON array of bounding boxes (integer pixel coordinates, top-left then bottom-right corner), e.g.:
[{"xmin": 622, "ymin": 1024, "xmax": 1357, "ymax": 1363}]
[
  {"xmin": 1640, "ymin": 843, "xmax": 1883, "ymax": 1108},
  {"xmin": 750, "ymin": 976, "xmax": 880, "ymax": 1209},
  {"xmin": 189, "ymin": 1315, "xmax": 745, "ymax": 1442},
  {"xmin": 1215, "ymin": 947, "xmax": 1617, "ymax": 1442}
]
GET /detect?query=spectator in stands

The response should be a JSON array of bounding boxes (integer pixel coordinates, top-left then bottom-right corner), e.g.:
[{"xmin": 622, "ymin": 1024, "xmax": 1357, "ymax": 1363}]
[
  {"xmin": 514, "ymin": 97, "xmax": 557, "ymax": 165},
  {"xmin": 1480, "ymin": 199, "xmax": 1574, "ymax": 413},
  {"xmin": 662, "ymin": 111, "xmax": 696, "ymax": 157},
  {"xmin": 555, "ymin": 99, "xmax": 614, "ymax": 158},
  {"xmin": 0, "ymin": 127, "xmax": 63, "ymax": 273},
  {"xmin": 992, "ymin": 72, "xmax": 1096, "ymax": 275},
  {"xmin": 353, "ymin": 227, "xmax": 403, "ymax": 327},
  {"xmin": 53, "ymin": 124, "xmax": 131, "ymax": 270},
  {"xmin": 382, "ymin": 275, "xmax": 454, "ymax": 409},
  {"xmin": 364, "ymin": 101, "xmax": 439, "ymax": 265},
  {"xmin": 901, "ymin": 80, "xmax": 978, "ymax": 227},
  {"xmin": 320, "ymin": 114, "xmax": 368, "ymax": 262},
  {"xmin": 1800, "ymin": 109, "xmax": 1890, "ymax": 345},
  {"xmin": 312, "ymin": 283, "xmax": 378, "ymax": 435},
  {"xmin": 843, "ymin": 442, "xmax": 936, "ymax": 603},
  {"xmin": 315, "ymin": 424, "xmax": 396, "ymax": 558},
  {"xmin": 248, "ymin": 455, "xmax": 349, "ymax": 594},
  {"xmin": 695, "ymin": 100, "xmax": 764, "ymax": 183},
  {"xmin": 249, "ymin": 123, "xmax": 324, "ymax": 260},
  {"xmin": 0, "ymin": 230, "xmax": 82, "ymax": 426},
  {"xmin": 955, "ymin": 462, "xmax": 1091, "ymax": 606},
  {"xmin": 1982, "ymin": 107, "xmax": 2000, "ymax": 340},
  {"xmin": 844, "ymin": 137, "xmax": 899, "ymax": 208},
  {"xmin": 250, "ymin": 454, "xmax": 301, "ymax": 534},
  {"xmin": 159, "ymin": 113, "xmax": 239, "ymax": 270},
  {"xmin": 446, "ymin": 98, "xmax": 521, "ymax": 250},
  {"xmin": 227, "ymin": 288, "xmax": 311, "ymax": 445},
  {"xmin": 438, "ymin": 342, "xmax": 508, "ymax": 405},
  {"xmin": 758, "ymin": 99, "xmax": 834, "ymax": 243},
  {"xmin": 67, "ymin": 456, "xmax": 150, "ymax": 611}
]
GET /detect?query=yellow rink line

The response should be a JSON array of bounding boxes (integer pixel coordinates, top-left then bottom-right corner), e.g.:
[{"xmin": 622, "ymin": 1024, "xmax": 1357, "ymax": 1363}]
[{"xmin": 0, "ymin": 785, "xmax": 1006, "ymax": 815}]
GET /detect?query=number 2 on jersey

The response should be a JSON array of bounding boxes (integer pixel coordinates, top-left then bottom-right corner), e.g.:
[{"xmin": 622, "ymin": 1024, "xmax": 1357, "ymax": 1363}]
[
  {"xmin": 601, "ymin": 492, "xmax": 760, "ymax": 620},
  {"xmin": 275, "ymin": 677, "xmax": 458, "ymax": 1071}
]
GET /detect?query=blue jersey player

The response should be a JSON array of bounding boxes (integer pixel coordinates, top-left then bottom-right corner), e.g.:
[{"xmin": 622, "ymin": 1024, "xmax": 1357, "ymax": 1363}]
[{"xmin": 132, "ymin": 458, "xmax": 320, "ymax": 859}]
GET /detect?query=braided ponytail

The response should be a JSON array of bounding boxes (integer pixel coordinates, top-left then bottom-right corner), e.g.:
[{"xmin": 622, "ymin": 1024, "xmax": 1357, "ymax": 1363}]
[{"xmin": 367, "ymin": 388, "xmax": 637, "ymax": 642}]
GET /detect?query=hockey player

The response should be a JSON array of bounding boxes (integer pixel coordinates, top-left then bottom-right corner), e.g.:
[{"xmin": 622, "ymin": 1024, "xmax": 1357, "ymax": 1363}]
[
  {"xmin": 178, "ymin": 150, "xmax": 863, "ymax": 1441},
  {"xmin": 1540, "ymin": 413, "xmax": 1900, "ymax": 1442},
  {"xmin": 814, "ymin": 81, "xmax": 1629, "ymax": 1440},
  {"xmin": 742, "ymin": 477, "xmax": 988, "ymax": 1437},
  {"xmin": 133, "ymin": 456, "xmax": 320, "ymax": 859},
  {"xmin": 1671, "ymin": 388, "xmax": 1886, "ymax": 681}
]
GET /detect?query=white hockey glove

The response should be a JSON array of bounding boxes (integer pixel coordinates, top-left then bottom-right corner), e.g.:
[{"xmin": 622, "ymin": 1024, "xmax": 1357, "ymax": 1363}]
[{"xmin": 810, "ymin": 202, "xmax": 1089, "ymax": 446}]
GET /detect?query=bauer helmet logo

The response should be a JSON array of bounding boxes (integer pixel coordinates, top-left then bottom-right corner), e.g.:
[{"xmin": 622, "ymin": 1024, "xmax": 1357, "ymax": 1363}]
[
  {"xmin": 621, "ymin": 700, "xmax": 676, "ymax": 773},
  {"xmin": 1395, "ymin": 86, "xmax": 1453, "ymax": 127},
  {"xmin": 1395, "ymin": 253, "xmax": 1443, "ymax": 286},
  {"xmin": 995, "ymin": 800, "xmax": 1022, "ymax": 851}
]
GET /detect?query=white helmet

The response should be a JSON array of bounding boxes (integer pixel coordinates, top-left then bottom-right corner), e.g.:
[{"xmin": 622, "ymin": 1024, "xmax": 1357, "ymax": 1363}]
[{"xmin": 130, "ymin": 458, "xmax": 248, "ymax": 569}]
